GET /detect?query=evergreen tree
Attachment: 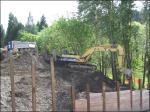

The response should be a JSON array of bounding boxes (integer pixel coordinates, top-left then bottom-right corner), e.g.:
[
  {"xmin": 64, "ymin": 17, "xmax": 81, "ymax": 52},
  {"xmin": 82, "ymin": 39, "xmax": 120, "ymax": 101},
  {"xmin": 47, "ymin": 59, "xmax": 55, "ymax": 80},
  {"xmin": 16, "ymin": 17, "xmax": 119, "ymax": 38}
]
[
  {"xmin": 0, "ymin": 24, "xmax": 5, "ymax": 47},
  {"xmin": 25, "ymin": 12, "xmax": 37, "ymax": 34},
  {"xmin": 5, "ymin": 13, "xmax": 24, "ymax": 45},
  {"xmin": 37, "ymin": 15, "xmax": 48, "ymax": 32}
]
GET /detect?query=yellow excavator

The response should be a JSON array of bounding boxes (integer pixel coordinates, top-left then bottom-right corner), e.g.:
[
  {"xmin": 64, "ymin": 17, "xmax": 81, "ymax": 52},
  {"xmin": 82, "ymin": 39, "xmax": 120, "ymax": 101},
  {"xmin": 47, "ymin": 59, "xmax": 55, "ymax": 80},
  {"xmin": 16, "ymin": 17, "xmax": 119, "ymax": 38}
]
[{"xmin": 55, "ymin": 44, "xmax": 124, "ymax": 70}]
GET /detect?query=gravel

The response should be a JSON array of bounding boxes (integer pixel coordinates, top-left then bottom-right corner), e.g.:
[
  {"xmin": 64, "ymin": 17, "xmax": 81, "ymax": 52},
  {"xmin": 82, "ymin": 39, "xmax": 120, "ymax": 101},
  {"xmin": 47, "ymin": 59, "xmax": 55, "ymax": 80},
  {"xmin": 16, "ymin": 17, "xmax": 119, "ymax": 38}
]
[{"xmin": 1, "ymin": 53, "xmax": 118, "ymax": 111}]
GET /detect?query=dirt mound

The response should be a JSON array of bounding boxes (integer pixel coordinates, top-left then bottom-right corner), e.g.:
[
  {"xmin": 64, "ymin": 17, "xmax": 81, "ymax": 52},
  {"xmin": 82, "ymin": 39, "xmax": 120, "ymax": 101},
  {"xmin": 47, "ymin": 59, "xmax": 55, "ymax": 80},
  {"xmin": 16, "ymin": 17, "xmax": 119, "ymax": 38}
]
[{"xmin": 1, "ymin": 53, "xmax": 125, "ymax": 111}]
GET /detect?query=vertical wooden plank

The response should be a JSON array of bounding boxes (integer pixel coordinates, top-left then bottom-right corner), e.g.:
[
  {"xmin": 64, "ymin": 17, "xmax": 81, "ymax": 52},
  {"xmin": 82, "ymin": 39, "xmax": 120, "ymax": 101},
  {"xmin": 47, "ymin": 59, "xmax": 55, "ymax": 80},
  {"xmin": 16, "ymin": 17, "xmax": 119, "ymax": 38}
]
[
  {"xmin": 116, "ymin": 81, "xmax": 120, "ymax": 111},
  {"xmin": 86, "ymin": 83, "xmax": 90, "ymax": 111},
  {"xmin": 31, "ymin": 57, "xmax": 36, "ymax": 111},
  {"xmin": 148, "ymin": 83, "xmax": 150, "ymax": 109},
  {"xmin": 102, "ymin": 82, "xmax": 106, "ymax": 111},
  {"xmin": 139, "ymin": 79, "xmax": 142, "ymax": 110},
  {"xmin": 9, "ymin": 56, "xmax": 16, "ymax": 112},
  {"xmin": 129, "ymin": 78, "xmax": 132, "ymax": 110},
  {"xmin": 50, "ymin": 57, "xmax": 56, "ymax": 111},
  {"xmin": 70, "ymin": 86, "xmax": 75, "ymax": 111}
]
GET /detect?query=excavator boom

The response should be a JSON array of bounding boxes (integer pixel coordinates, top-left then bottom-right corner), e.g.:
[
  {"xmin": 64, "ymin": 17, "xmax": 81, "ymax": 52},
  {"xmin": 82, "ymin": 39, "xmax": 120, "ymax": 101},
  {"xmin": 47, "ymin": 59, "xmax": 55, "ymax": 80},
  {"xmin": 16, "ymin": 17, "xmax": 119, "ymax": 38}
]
[{"xmin": 78, "ymin": 44, "xmax": 124, "ymax": 68}]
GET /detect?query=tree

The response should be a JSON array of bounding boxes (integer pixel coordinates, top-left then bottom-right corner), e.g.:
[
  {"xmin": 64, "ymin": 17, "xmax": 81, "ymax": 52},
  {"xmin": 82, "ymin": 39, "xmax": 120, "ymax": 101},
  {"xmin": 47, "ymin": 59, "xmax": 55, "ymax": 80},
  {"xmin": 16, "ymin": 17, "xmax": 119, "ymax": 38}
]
[
  {"xmin": 118, "ymin": 0, "xmax": 135, "ymax": 84},
  {"xmin": 17, "ymin": 32, "xmax": 39, "ymax": 42},
  {"xmin": 78, "ymin": 0, "xmax": 122, "ymax": 81},
  {"xmin": 37, "ymin": 15, "xmax": 48, "ymax": 32},
  {"xmin": 142, "ymin": 0, "xmax": 150, "ymax": 87},
  {"xmin": 78, "ymin": 0, "xmax": 143, "ymax": 83},
  {"xmin": 25, "ymin": 12, "xmax": 37, "ymax": 34},
  {"xmin": 38, "ymin": 17, "xmax": 96, "ymax": 55},
  {"xmin": 78, "ymin": 1, "xmax": 121, "ymax": 42},
  {"xmin": 0, "ymin": 24, "xmax": 5, "ymax": 47},
  {"xmin": 5, "ymin": 13, "xmax": 24, "ymax": 45}
]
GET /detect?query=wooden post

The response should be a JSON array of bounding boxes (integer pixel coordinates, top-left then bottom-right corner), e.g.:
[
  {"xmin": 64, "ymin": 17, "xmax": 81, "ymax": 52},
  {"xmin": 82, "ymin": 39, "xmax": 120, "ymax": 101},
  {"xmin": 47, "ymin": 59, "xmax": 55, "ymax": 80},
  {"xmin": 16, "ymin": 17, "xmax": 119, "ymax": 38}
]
[
  {"xmin": 123, "ymin": 74, "xmax": 125, "ymax": 85},
  {"xmin": 50, "ymin": 57, "xmax": 56, "ymax": 111},
  {"xmin": 139, "ymin": 79, "xmax": 142, "ymax": 110},
  {"xmin": 86, "ymin": 83, "xmax": 90, "ymax": 111},
  {"xmin": 102, "ymin": 82, "xmax": 106, "ymax": 111},
  {"xmin": 31, "ymin": 57, "xmax": 36, "ymax": 111},
  {"xmin": 9, "ymin": 56, "xmax": 16, "ymax": 112},
  {"xmin": 148, "ymin": 83, "xmax": 150, "ymax": 109},
  {"xmin": 70, "ymin": 86, "xmax": 75, "ymax": 111},
  {"xmin": 116, "ymin": 81, "xmax": 120, "ymax": 111},
  {"xmin": 129, "ymin": 78, "xmax": 132, "ymax": 110}
]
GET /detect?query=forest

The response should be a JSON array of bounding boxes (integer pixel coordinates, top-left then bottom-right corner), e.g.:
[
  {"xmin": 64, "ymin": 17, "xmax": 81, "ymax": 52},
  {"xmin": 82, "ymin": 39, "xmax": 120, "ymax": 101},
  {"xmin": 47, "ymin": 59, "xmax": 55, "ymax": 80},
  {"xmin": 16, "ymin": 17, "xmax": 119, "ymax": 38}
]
[{"xmin": 0, "ymin": 0, "xmax": 150, "ymax": 89}]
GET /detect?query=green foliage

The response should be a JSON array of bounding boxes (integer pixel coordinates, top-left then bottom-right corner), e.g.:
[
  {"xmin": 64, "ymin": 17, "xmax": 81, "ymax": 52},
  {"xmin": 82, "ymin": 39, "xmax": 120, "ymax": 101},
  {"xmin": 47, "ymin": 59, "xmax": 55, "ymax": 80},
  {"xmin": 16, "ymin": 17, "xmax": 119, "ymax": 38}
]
[
  {"xmin": 131, "ymin": 21, "xmax": 145, "ymax": 57},
  {"xmin": 17, "ymin": 31, "xmax": 39, "ymax": 42},
  {"xmin": 78, "ymin": 1, "xmax": 112, "ymax": 42},
  {"xmin": 38, "ymin": 17, "xmax": 97, "ymax": 54},
  {"xmin": 0, "ymin": 25, "xmax": 5, "ymax": 47},
  {"xmin": 5, "ymin": 13, "xmax": 24, "ymax": 45},
  {"xmin": 25, "ymin": 24, "xmax": 38, "ymax": 35},
  {"xmin": 132, "ymin": 57, "xmax": 144, "ymax": 78},
  {"xmin": 37, "ymin": 15, "xmax": 48, "ymax": 32},
  {"xmin": 143, "ymin": 1, "xmax": 150, "ymax": 84},
  {"xmin": 1, "ymin": 1, "xmax": 148, "ymax": 85},
  {"xmin": 78, "ymin": 0, "xmax": 148, "ymax": 83},
  {"xmin": 25, "ymin": 12, "xmax": 38, "ymax": 34}
]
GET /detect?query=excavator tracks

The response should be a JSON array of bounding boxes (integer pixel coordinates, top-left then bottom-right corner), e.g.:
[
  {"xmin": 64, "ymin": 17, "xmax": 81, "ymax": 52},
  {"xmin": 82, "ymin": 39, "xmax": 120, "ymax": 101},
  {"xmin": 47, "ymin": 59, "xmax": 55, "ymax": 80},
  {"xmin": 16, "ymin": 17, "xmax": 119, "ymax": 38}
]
[
  {"xmin": 55, "ymin": 60, "xmax": 96, "ymax": 71},
  {"xmin": 68, "ymin": 63, "xmax": 96, "ymax": 71}
]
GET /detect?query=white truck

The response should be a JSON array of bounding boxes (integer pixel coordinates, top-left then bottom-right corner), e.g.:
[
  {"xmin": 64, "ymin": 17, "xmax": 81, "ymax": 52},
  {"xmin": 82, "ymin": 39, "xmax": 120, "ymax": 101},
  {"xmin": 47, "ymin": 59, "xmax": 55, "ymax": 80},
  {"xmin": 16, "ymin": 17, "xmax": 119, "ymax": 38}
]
[{"xmin": 7, "ymin": 41, "xmax": 38, "ymax": 55}]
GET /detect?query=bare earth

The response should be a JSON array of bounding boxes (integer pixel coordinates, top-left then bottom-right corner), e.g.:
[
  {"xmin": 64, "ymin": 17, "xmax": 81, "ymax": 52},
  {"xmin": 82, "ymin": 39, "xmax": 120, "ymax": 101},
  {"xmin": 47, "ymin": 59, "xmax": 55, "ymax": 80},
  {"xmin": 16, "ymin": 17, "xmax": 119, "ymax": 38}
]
[{"xmin": 1, "ymin": 53, "xmax": 130, "ymax": 111}]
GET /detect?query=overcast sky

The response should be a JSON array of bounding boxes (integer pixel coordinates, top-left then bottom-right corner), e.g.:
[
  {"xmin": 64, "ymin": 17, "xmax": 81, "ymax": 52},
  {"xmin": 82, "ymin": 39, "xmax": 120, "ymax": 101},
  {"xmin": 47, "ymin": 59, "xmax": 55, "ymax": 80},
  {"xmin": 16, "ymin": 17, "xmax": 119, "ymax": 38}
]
[
  {"xmin": 1, "ymin": 1, "xmax": 78, "ymax": 30},
  {"xmin": 1, "ymin": 1, "xmax": 143, "ymax": 31}
]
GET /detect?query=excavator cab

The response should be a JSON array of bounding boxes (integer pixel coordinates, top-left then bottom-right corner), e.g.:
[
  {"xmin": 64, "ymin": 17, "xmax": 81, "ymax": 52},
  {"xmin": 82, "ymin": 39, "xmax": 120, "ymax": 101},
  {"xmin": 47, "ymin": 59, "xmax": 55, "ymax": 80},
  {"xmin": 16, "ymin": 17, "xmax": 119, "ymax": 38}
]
[
  {"xmin": 57, "ymin": 53, "xmax": 80, "ymax": 63},
  {"xmin": 58, "ymin": 49, "xmax": 80, "ymax": 62}
]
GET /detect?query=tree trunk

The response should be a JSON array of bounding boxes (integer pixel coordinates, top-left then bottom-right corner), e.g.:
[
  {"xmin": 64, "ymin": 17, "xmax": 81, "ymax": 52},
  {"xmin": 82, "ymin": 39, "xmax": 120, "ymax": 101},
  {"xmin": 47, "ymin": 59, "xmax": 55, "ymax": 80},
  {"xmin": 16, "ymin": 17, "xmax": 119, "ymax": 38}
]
[{"xmin": 142, "ymin": 53, "xmax": 147, "ymax": 87}]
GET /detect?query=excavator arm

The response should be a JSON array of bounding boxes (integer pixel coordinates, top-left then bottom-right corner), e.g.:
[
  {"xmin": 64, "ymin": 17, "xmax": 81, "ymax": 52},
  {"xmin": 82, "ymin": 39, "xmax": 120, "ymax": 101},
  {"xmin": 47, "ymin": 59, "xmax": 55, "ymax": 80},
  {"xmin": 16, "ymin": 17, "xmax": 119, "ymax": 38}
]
[{"xmin": 78, "ymin": 44, "xmax": 124, "ymax": 68}]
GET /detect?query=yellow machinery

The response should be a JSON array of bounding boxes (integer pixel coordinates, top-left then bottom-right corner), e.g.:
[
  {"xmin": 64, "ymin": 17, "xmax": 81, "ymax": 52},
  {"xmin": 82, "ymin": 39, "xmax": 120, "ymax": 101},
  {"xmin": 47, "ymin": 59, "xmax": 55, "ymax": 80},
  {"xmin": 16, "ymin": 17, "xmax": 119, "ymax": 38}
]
[{"xmin": 56, "ymin": 44, "xmax": 124, "ymax": 70}]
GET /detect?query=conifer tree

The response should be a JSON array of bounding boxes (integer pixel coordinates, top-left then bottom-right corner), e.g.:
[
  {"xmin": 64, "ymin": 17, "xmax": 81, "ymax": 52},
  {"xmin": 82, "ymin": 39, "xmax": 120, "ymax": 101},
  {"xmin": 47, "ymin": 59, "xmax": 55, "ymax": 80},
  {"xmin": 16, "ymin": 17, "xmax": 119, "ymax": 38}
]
[
  {"xmin": 5, "ymin": 13, "xmax": 24, "ymax": 44},
  {"xmin": 25, "ymin": 12, "xmax": 37, "ymax": 34},
  {"xmin": 37, "ymin": 14, "xmax": 48, "ymax": 32}
]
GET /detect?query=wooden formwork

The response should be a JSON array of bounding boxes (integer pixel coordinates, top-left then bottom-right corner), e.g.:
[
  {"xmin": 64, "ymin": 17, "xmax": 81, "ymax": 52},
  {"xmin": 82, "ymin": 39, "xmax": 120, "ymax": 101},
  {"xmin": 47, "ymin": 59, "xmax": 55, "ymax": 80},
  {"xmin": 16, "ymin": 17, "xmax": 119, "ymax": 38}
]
[
  {"xmin": 75, "ymin": 80, "xmax": 150, "ymax": 111},
  {"xmin": 75, "ymin": 90, "xmax": 150, "ymax": 111}
]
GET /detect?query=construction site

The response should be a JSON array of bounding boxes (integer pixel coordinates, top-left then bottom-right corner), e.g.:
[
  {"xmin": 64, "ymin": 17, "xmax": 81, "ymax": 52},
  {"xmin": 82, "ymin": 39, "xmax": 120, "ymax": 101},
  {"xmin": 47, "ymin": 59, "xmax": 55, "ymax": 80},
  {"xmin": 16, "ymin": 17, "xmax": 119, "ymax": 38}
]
[
  {"xmin": 1, "ymin": 1, "xmax": 150, "ymax": 111},
  {"xmin": 0, "ymin": 41, "xmax": 149, "ymax": 111}
]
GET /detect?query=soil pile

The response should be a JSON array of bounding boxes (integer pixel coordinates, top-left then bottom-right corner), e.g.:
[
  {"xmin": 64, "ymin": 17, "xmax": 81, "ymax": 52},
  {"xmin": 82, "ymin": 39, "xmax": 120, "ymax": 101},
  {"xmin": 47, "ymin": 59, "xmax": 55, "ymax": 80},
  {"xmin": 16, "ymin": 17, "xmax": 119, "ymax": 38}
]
[{"xmin": 1, "ymin": 53, "xmax": 122, "ymax": 111}]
